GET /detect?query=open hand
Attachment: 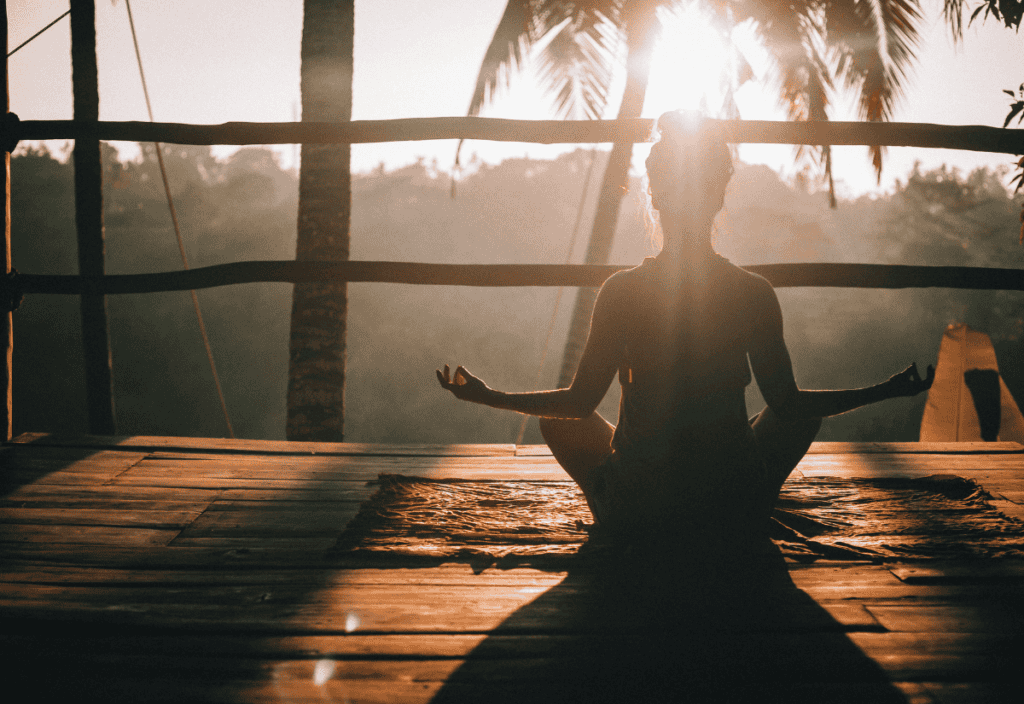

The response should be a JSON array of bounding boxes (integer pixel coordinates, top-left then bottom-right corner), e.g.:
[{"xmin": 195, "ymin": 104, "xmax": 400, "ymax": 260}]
[
  {"xmin": 887, "ymin": 362, "xmax": 935, "ymax": 398},
  {"xmin": 436, "ymin": 364, "xmax": 492, "ymax": 404}
]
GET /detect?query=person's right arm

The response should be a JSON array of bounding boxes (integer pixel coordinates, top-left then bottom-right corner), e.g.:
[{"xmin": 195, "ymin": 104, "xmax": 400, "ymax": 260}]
[{"xmin": 746, "ymin": 280, "xmax": 933, "ymax": 420}]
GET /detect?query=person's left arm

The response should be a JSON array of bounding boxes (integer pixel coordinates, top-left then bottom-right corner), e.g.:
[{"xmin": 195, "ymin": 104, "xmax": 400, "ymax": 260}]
[{"xmin": 437, "ymin": 279, "xmax": 624, "ymax": 418}]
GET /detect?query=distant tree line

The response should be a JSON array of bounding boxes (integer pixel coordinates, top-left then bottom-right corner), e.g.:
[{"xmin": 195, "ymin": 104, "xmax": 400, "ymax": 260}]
[{"xmin": 9, "ymin": 144, "xmax": 1024, "ymax": 442}]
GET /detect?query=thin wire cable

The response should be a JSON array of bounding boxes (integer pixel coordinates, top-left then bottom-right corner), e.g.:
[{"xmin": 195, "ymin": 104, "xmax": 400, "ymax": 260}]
[
  {"xmin": 125, "ymin": 0, "xmax": 234, "ymax": 437},
  {"xmin": 514, "ymin": 148, "xmax": 599, "ymax": 445},
  {"xmin": 7, "ymin": 10, "xmax": 71, "ymax": 57}
]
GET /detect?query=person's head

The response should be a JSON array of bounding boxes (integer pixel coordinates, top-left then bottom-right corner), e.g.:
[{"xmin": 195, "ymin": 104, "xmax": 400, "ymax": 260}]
[{"xmin": 645, "ymin": 111, "xmax": 733, "ymax": 245}]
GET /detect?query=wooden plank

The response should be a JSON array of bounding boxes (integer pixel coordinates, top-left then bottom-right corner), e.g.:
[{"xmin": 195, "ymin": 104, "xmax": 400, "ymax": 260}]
[
  {"xmin": 0, "ymin": 498, "xmax": 212, "ymax": 511},
  {"xmin": 0, "ymin": 581, "xmax": 887, "ymax": 634},
  {"xmin": 0, "ymin": 507, "xmax": 203, "ymax": 528},
  {"xmin": 10, "ymin": 433, "xmax": 516, "ymax": 457},
  {"xmin": 217, "ymin": 487, "xmax": 376, "ymax": 502},
  {"xmin": 848, "ymin": 632, "xmax": 1024, "ymax": 680},
  {"xmin": 0, "ymin": 447, "xmax": 147, "ymax": 469},
  {"xmin": 866, "ymin": 605, "xmax": 1024, "ymax": 633},
  {"xmin": 0, "ymin": 542, "xmax": 349, "ymax": 568},
  {"xmin": 1, "ymin": 484, "xmax": 221, "ymax": 502},
  {"xmin": 888, "ymin": 563, "xmax": 1024, "ymax": 584},
  {"xmin": 0, "ymin": 524, "xmax": 178, "ymax": 547},
  {"xmin": 172, "ymin": 503, "xmax": 362, "ymax": 538},
  {"xmin": 143, "ymin": 453, "xmax": 560, "ymax": 466},
  {"xmin": 110, "ymin": 467, "xmax": 570, "ymax": 486},
  {"xmin": 796, "ymin": 454, "xmax": 1024, "ymax": 473},
  {"xmin": 516, "ymin": 441, "xmax": 1024, "ymax": 456},
  {"xmin": 0, "ymin": 565, "xmax": 569, "ymax": 588},
  {"xmin": 14, "ymin": 434, "xmax": 1020, "ymax": 458},
  {"xmin": 0, "ymin": 671, "xmax": 951, "ymax": 704},
  {"xmin": 0, "ymin": 637, "xmax": 1014, "ymax": 690},
  {"xmin": 805, "ymin": 442, "xmax": 1023, "ymax": 455},
  {"xmin": 166, "ymin": 536, "xmax": 339, "ymax": 550}
]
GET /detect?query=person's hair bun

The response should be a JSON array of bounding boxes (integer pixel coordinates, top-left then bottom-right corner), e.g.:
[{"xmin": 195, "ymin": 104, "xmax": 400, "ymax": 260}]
[{"xmin": 652, "ymin": 110, "xmax": 732, "ymax": 176}]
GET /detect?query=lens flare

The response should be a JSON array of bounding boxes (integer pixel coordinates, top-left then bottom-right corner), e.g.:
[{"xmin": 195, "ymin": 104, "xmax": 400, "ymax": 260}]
[{"xmin": 313, "ymin": 659, "xmax": 336, "ymax": 686}]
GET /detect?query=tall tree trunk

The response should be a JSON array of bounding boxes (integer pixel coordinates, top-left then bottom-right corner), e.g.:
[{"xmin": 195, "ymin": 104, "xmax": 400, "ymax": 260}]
[
  {"xmin": 287, "ymin": 0, "xmax": 354, "ymax": 442},
  {"xmin": 3, "ymin": 1, "xmax": 12, "ymax": 441},
  {"xmin": 70, "ymin": 0, "xmax": 115, "ymax": 434},
  {"xmin": 557, "ymin": 11, "xmax": 657, "ymax": 388}
]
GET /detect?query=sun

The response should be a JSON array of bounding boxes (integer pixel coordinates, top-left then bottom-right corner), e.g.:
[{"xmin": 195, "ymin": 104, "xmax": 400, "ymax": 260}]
[{"xmin": 645, "ymin": 6, "xmax": 739, "ymax": 117}]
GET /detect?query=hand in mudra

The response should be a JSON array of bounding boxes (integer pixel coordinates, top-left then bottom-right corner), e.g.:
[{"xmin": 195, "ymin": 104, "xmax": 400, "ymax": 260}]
[
  {"xmin": 436, "ymin": 364, "xmax": 492, "ymax": 404},
  {"xmin": 888, "ymin": 363, "xmax": 935, "ymax": 397}
]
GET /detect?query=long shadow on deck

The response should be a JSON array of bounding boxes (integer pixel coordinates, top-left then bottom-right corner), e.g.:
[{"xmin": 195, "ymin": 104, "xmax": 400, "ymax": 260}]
[{"xmin": 431, "ymin": 546, "xmax": 907, "ymax": 703}]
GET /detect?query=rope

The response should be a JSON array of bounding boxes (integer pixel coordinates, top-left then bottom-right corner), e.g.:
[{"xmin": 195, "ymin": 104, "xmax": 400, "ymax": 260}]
[
  {"xmin": 124, "ymin": 0, "xmax": 234, "ymax": 438},
  {"xmin": 7, "ymin": 10, "xmax": 71, "ymax": 57},
  {"xmin": 514, "ymin": 148, "xmax": 598, "ymax": 445}
]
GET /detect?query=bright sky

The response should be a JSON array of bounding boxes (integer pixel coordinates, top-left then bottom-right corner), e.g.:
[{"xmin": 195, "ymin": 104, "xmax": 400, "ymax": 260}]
[{"xmin": 8, "ymin": 0, "xmax": 1024, "ymax": 197}]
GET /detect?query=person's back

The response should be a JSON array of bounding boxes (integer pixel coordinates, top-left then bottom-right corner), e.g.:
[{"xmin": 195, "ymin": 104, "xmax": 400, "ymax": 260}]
[
  {"xmin": 582, "ymin": 253, "xmax": 779, "ymax": 542},
  {"xmin": 609, "ymin": 254, "xmax": 765, "ymax": 457},
  {"xmin": 437, "ymin": 110, "xmax": 933, "ymax": 552}
]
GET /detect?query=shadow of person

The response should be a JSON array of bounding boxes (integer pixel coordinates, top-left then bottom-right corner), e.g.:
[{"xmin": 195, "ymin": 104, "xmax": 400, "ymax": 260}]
[{"xmin": 430, "ymin": 541, "xmax": 908, "ymax": 703}]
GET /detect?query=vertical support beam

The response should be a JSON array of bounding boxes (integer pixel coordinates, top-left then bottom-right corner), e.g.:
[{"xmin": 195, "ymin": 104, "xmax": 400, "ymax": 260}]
[
  {"xmin": 2, "ymin": 1, "xmax": 12, "ymax": 441},
  {"xmin": 70, "ymin": 0, "xmax": 115, "ymax": 435}
]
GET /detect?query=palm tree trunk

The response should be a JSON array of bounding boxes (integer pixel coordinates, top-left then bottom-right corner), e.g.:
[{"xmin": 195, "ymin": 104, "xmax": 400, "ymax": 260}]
[
  {"xmin": 557, "ymin": 11, "xmax": 657, "ymax": 388},
  {"xmin": 3, "ymin": 1, "xmax": 12, "ymax": 441},
  {"xmin": 287, "ymin": 0, "xmax": 353, "ymax": 441}
]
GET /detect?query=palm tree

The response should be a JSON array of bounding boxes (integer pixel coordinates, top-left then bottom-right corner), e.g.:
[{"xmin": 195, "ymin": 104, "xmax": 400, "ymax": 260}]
[
  {"xmin": 287, "ymin": 0, "xmax": 354, "ymax": 441},
  {"xmin": 463, "ymin": 0, "xmax": 925, "ymax": 386}
]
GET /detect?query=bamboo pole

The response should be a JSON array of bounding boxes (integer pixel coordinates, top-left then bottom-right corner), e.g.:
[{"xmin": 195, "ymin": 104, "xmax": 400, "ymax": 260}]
[
  {"xmin": 2, "ymin": 1, "xmax": 11, "ymax": 442},
  {"xmin": 14, "ymin": 261, "xmax": 1024, "ymax": 294},
  {"xmin": 14, "ymin": 117, "xmax": 1024, "ymax": 155},
  {"xmin": 70, "ymin": 0, "xmax": 115, "ymax": 435}
]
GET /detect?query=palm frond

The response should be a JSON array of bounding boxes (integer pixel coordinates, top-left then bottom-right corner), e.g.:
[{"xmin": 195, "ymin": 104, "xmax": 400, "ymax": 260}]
[
  {"xmin": 465, "ymin": 0, "xmax": 537, "ymax": 118},
  {"xmin": 536, "ymin": 12, "xmax": 618, "ymax": 119},
  {"xmin": 942, "ymin": 0, "xmax": 966, "ymax": 41},
  {"xmin": 756, "ymin": 6, "xmax": 838, "ymax": 201},
  {"xmin": 827, "ymin": 0, "xmax": 922, "ymax": 181}
]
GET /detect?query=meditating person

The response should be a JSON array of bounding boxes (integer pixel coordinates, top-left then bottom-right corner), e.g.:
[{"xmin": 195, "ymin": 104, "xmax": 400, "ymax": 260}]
[{"xmin": 437, "ymin": 111, "xmax": 933, "ymax": 550}]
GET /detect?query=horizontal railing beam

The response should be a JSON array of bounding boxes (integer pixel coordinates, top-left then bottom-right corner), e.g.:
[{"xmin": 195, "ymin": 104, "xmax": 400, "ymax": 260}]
[
  {"xmin": 12, "ymin": 261, "xmax": 1024, "ymax": 294},
  {"xmin": 16, "ymin": 117, "xmax": 1024, "ymax": 155}
]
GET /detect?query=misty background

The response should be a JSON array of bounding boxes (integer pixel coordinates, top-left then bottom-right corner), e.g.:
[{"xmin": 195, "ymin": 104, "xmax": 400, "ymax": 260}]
[{"xmin": 11, "ymin": 145, "xmax": 1024, "ymax": 443}]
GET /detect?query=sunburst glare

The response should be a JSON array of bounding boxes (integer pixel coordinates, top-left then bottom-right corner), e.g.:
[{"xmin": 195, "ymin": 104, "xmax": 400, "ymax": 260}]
[{"xmin": 646, "ymin": 6, "xmax": 740, "ymax": 117}]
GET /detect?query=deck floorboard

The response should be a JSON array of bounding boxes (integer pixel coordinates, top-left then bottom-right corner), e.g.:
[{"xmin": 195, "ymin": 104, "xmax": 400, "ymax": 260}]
[{"xmin": 2, "ymin": 433, "xmax": 1022, "ymax": 702}]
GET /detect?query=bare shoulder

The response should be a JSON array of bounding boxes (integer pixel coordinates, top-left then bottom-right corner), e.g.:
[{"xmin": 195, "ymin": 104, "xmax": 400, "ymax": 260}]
[
  {"xmin": 720, "ymin": 259, "xmax": 777, "ymax": 308},
  {"xmin": 596, "ymin": 260, "xmax": 650, "ymax": 303}
]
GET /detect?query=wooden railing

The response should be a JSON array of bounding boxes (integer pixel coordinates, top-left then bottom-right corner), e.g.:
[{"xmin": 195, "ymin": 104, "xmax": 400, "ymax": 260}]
[
  {"xmin": 3, "ymin": 1, "xmax": 1024, "ymax": 441},
  {"xmin": 15, "ymin": 117, "xmax": 1024, "ymax": 155},
  {"xmin": 13, "ymin": 261, "xmax": 1024, "ymax": 295}
]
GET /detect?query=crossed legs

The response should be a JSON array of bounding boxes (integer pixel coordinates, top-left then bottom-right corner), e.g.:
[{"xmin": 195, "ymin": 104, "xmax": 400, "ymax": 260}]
[
  {"xmin": 539, "ymin": 406, "xmax": 822, "ymax": 525},
  {"xmin": 750, "ymin": 405, "xmax": 822, "ymax": 509},
  {"xmin": 538, "ymin": 413, "xmax": 614, "ymax": 521}
]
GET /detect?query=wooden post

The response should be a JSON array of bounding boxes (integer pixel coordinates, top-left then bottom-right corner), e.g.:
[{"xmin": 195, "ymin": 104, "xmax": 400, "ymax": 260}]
[
  {"xmin": 2, "ymin": 2, "xmax": 12, "ymax": 441},
  {"xmin": 70, "ymin": 0, "xmax": 115, "ymax": 435}
]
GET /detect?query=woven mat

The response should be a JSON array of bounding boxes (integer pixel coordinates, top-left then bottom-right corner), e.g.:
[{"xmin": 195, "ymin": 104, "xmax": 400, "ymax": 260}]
[{"xmin": 335, "ymin": 473, "xmax": 1024, "ymax": 562}]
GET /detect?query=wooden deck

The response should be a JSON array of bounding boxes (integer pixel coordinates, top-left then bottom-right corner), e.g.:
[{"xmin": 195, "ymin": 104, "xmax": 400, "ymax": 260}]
[{"xmin": 2, "ymin": 434, "xmax": 1023, "ymax": 703}]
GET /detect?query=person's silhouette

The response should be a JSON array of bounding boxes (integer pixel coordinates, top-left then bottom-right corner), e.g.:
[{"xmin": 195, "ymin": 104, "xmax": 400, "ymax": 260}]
[{"xmin": 439, "ymin": 111, "xmax": 933, "ymax": 548}]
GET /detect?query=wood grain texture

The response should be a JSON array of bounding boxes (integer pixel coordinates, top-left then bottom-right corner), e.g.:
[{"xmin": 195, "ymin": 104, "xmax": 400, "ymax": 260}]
[{"xmin": 1, "ymin": 436, "xmax": 1021, "ymax": 701}]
